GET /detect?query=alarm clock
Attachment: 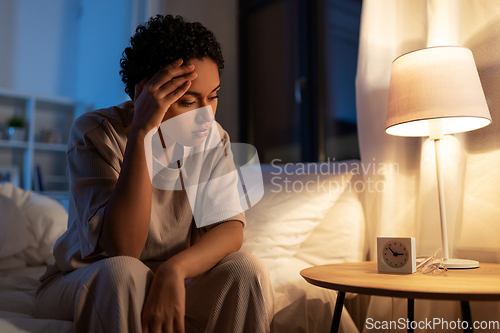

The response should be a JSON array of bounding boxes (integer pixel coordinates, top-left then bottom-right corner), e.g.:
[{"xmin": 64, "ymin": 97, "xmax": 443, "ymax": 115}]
[{"xmin": 377, "ymin": 237, "xmax": 416, "ymax": 274}]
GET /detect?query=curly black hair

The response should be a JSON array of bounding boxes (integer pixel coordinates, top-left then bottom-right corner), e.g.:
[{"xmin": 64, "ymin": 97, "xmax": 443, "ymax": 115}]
[{"xmin": 120, "ymin": 15, "xmax": 224, "ymax": 100}]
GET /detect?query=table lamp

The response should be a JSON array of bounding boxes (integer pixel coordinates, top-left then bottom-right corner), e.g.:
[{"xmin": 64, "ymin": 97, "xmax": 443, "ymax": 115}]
[{"xmin": 385, "ymin": 46, "xmax": 492, "ymax": 269}]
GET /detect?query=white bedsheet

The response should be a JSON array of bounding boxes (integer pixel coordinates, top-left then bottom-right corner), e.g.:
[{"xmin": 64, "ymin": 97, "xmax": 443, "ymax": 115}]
[
  {"xmin": 0, "ymin": 265, "xmax": 73, "ymax": 333},
  {"xmin": 0, "ymin": 257, "xmax": 359, "ymax": 333},
  {"xmin": 266, "ymin": 256, "xmax": 359, "ymax": 333}
]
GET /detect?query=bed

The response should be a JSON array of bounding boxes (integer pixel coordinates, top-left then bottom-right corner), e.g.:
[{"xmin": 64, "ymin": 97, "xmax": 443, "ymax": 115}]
[{"xmin": 0, "ymin": 160, "xmax": 366, "ymax": 333}]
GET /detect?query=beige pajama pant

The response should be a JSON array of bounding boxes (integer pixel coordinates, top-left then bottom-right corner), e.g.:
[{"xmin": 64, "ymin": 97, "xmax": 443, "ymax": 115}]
[{"xmin": 35, "ymin": 251, "xmax": 274, "ymax": 333}]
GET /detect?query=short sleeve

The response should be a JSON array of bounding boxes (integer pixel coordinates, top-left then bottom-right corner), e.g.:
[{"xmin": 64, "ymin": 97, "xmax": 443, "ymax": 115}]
[{"xmin": 66, "ymin": 120, "xmax": 122, "ymax": 259}]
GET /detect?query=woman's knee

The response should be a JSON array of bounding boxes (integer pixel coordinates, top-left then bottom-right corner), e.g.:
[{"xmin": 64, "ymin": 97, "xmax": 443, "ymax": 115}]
[
  {"xmin": 218, "ymin": 251, "xmax": 275, "ymax": 323},
  {"xmin": 91, "ymin": 256, "xmax": 153, "ymax": 295},
  {"xmin": 220, "ymin": 251, "xmax": 271, "ymax": 285},
  {"xmin": 79, "ymin": 256, "xmax": 154, "ymax": 299},
  {"xmin": 35, "ymin": 256, "xmax": 153, "ymax": 321}
]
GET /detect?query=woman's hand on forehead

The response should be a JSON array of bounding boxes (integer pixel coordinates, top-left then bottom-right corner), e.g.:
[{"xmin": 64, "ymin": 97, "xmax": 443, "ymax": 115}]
[{"xmin": 130, "ymin": 59, "xmax": 197, "ymax": 135}]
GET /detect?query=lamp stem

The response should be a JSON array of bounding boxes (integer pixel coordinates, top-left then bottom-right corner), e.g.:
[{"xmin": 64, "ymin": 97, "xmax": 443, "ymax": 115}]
[{"xmin": 433, "ymin": 138, "xmax": 450, "ymax": 261}]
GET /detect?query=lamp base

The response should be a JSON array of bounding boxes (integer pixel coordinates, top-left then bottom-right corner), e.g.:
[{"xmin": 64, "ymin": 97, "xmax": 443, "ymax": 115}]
[{"xmin": 444, "ymin": 258, "xmax": 479, "ymax": 269}]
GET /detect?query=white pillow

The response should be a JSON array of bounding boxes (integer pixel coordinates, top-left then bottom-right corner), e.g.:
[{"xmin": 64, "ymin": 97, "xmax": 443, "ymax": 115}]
[
  {"xmin": 0, "ymin": 193, "xmax": 28, "ymax": 259},
  {"xmin": 295, "ymin": 183, "xmax": 366, "ymax": 265},
  {"xmin": 0, "ymin": 183, "xmax": 68, "ymax": 265},
  {"xmin": 241, "ymin": 162, "xmax": 356, "ymax": 260}
]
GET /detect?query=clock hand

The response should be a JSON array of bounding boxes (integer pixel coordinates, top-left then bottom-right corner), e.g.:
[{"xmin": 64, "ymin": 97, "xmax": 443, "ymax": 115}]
[
  {"xmin": 388, "ymin": 247, "xmax": 405, "ymax": 257},
  {"xmin": 388, "ymin": 247, "xmax": 398, "ymax": 256}
]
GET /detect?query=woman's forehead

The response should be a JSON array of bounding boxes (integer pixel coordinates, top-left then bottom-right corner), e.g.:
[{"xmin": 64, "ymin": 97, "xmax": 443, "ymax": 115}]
[{"xmin": 185, "ymin": 58, "xmax": 220, "ymax": 93}]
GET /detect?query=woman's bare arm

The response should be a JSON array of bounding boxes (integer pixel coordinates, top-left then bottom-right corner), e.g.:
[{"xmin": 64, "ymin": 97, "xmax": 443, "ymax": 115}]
[
  {"xmin": 99, "ymin": 128, "xmax": 153, "ymax": 258},
  {"xmin": 160, "ymin": 220, "xmax": 243, "ymax": 278}
]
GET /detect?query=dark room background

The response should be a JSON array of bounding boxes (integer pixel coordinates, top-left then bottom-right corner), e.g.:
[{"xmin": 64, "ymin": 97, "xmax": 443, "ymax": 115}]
[{"xmin": 239, "ymin": 0, "xmax": 362, "ymax": 163}]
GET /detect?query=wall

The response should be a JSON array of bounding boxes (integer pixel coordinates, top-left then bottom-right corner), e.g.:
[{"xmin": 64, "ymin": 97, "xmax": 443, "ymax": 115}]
[
  {"xmin": 164, "ymin": 0, "xmax": 240, "ymax": 141},
  {"xmin": 0, "ymin": 0, "xmax": 134, "ymax": 112},
  {"xmin": 0, "ymin": 0, "xmax": 17, "ymax": 90},
  {"xmin": 0, "ymin": 0, "xmax": 79, "ymax": 97},
  {"xmin": 75, "ymin": 0, "xmax": 133, "ymax": 110}
]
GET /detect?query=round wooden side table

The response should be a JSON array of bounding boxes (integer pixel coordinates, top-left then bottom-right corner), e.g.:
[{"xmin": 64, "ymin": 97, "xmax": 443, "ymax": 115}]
[{"xmin": 300, "ymin": 261, "xmax": 500, "ymax": 333}]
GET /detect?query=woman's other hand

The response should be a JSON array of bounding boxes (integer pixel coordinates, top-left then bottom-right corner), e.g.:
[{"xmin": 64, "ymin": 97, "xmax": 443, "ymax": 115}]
[
  {"xmin": 132, "ymin": 59, "xmax": 197, "ymax": 135},
  {"xmin": 141, "ymin": 263, "xmax": 186, "ymax": 333}
]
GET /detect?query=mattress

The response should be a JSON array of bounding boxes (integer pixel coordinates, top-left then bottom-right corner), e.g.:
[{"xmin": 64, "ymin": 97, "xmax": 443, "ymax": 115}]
[
  {"xmin": 268, "ymin": 256, "xmax": 359, "ymax": 333},
  {"xmin": 0, "ymin": 264, "xmax": 73, "ymax": 333}
]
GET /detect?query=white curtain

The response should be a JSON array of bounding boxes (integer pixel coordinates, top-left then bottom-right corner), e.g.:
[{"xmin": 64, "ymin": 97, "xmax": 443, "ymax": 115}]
[{"xmin": 356, "ymin": 0, "xmax": 500, "ymax": 331}]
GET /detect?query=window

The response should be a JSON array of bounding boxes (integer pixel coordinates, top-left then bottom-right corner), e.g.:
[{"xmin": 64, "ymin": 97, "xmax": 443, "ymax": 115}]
[{"xmin": 239, "ymin": 0, "xmax": 362, "ymax": 163}]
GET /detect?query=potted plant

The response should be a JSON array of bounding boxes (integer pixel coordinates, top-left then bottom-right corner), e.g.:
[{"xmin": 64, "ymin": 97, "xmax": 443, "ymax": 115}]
[{"xmin": 7, "ymin": 116, "xmax": 26, "ymax": 141}]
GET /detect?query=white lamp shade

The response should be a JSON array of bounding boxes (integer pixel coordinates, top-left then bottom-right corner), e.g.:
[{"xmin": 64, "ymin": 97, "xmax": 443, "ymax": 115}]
[{"xmin": 386, "ymin": 46, "xmax": 492, "ymax": 137}]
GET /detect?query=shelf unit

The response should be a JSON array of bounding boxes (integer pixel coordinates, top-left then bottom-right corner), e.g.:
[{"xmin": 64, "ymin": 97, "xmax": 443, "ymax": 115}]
[{"xmin": 0, "ymin": 88, "xmax": 89, "ymax": 202}]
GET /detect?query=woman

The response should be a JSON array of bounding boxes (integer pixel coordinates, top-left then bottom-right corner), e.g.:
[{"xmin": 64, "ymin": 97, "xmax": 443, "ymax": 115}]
[{"xmin": 35, "ymin": 15, "xmax": 274, "ymax": 333}]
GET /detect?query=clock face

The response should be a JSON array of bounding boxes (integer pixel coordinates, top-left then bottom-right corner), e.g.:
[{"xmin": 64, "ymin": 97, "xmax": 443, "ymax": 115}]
[{"xmin": 382, "ymin": 241, "xmax": 409, "ymax": 268}]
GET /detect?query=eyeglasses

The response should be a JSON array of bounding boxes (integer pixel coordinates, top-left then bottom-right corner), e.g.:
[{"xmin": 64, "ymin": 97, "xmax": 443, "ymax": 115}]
[{"xmin": 416, "ymin": 249, "xmax": 448, "ymax": 275}]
